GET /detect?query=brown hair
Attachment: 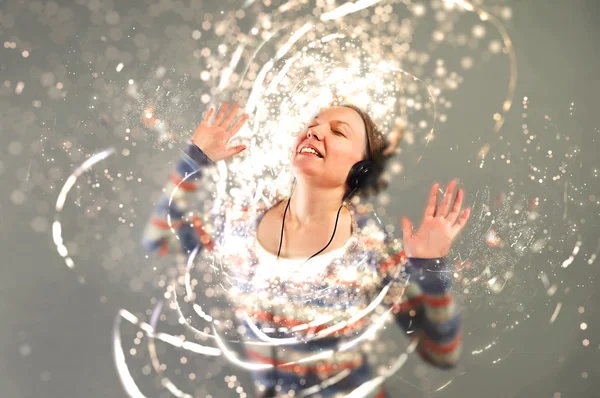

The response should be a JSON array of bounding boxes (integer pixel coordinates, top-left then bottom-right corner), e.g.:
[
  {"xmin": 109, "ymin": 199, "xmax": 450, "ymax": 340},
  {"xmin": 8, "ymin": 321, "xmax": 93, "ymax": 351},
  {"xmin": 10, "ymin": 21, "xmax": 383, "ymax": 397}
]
[
  {"xmin": 340, "ymin": 104, "xmax": 392, "ymax": 198},
  {"xmin": 341, "ymin": 104, "xmax": 385, "ymax": 161}
]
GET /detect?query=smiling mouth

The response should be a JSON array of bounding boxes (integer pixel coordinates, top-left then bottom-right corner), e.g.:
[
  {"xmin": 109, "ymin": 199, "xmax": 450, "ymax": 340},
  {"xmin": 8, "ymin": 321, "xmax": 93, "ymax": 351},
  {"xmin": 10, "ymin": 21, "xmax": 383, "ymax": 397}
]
[{"xmin": 298, "ymin": 146, "xmax": 323, "ymax": 158}]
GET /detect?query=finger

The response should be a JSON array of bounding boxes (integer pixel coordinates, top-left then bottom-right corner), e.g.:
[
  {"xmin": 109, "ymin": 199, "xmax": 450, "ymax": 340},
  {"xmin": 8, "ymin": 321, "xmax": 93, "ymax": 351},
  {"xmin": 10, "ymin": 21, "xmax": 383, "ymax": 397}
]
[
  {"xmin": 437, "ymin": 179, "xmax": 458, "ymax": 218},
  {"xmin": 213, "ymin": 103, "xmax": 229, "ymax": 125},
  {"xmin": 446, "ymin": 189, "xmax": 463, "ymax": 224},
  {"xmin": 453, "ymin": 208, "xmax": 471, "ymax": 231},
  {"xmin": 228, "ymin": 113, "xmax": 250, "ymax": 136},
  {"xmin": 221, "ymin": 103, "xmax": 240, "ymax": 129},
  {"xmin": 201, "ymin": 107, "xmax": 215, "ymax": 125},
  {"xmin": 423, "ymin": 183, "xmax": 439, "ymax": 218},
  {"xmin": 401, "ymin": 217, "xmax": 414, "ymax": 240},
  {"xmin": 225, "ymin": 145, "xmax": 246, "ymax": 159}
]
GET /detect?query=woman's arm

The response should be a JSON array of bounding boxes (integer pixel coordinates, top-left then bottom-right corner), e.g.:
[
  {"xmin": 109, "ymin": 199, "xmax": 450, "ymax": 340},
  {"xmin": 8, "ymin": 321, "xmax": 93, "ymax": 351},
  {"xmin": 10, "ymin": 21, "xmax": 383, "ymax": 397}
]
[
  {"xmin": 141, "ymin": 143, "xmax": 217, "ymax": 255},
  {"xmin": 379, "ymin": 180, "xmax": 469, "ymax": 368},
  {"xmin": 142, "ymin": 103, "xmax": 249, "ymax": 256},
  {"xmin": 382, "ymin": 250, "xmax": 461, "ymax": 369}
]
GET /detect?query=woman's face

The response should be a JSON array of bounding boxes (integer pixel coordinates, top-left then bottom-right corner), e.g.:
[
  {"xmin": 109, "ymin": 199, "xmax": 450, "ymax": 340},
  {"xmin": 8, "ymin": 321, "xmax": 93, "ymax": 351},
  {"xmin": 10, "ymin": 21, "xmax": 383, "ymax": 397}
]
[{"xmin": 292, "ymin": 106, "xmax": 368, "ymax": 190}]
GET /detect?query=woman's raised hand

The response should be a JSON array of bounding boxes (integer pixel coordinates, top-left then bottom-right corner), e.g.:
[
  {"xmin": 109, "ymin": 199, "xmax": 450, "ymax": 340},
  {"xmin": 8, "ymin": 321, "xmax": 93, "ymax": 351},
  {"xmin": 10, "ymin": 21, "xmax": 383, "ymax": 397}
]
[
  {"xmin": 401, "ymin": 180, "xmax": 471, "ymax": 259},
  {"xmin": 191, "ymin": 103, "xmax": 249, "ymax": 162}
]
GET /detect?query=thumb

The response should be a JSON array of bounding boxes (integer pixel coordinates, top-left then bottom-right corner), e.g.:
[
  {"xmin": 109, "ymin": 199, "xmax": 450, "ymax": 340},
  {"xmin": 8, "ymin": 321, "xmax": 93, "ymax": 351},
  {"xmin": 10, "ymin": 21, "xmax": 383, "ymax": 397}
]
[
  {"xmin": 401, "ymin": 217, "xmax": 413, "ymax": 239},
  {"xmin": 226, "ymin": 145, "xmax": 246, "ymax": 158}
]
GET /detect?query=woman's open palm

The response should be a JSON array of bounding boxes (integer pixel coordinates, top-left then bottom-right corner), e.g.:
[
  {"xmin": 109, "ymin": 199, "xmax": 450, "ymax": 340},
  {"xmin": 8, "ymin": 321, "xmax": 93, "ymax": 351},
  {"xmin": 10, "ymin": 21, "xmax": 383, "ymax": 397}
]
[
  {"xmin": 402, "ymin": 180, "xmax": 471, "ymax": 259},
  {"xmin": 191, "ymin": 103, "xmax": 249, "ymax": 162}
]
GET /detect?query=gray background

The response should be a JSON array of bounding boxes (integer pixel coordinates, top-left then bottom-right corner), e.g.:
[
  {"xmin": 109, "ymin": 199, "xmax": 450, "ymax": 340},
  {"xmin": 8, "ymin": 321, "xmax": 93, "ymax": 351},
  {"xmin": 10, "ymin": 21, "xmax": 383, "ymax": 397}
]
[{"xmin": 1, "ymin": 0, "xmax": 599, "ymax": 397}]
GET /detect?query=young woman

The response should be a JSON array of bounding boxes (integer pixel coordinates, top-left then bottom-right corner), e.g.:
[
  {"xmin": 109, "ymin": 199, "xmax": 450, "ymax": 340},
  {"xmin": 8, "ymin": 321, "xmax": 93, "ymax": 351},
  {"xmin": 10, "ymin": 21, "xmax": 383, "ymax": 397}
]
[{"xmin": 142, "ymin": 103, "xmax": 470, "ymax": 397}]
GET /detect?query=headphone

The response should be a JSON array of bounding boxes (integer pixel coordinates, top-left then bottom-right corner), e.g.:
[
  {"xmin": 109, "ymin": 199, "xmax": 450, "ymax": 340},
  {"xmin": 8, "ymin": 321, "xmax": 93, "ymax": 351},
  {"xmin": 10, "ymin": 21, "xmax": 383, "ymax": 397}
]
[{"xmin": 345, "ymin": 159, "xmax": 378, "ymax": 201}]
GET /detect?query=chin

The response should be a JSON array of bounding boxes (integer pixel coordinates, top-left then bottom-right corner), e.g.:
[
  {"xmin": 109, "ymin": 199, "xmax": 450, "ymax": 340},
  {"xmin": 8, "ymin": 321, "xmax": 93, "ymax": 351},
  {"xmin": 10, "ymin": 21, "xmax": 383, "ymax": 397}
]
[
  {"xmin": 294, "ymin": 154, "xmax": 331, "ymax": 177},
  {"xmin": 291, "ymin": 161, "xmax": 320, "ymax": 178}
]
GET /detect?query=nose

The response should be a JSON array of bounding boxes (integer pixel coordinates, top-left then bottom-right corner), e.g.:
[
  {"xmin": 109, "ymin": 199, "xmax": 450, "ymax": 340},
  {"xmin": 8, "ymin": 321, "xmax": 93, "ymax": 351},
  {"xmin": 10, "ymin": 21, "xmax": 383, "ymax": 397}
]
[{"xmin": 307, "ymin": 127, "xmax": 321, "ymax": 140}]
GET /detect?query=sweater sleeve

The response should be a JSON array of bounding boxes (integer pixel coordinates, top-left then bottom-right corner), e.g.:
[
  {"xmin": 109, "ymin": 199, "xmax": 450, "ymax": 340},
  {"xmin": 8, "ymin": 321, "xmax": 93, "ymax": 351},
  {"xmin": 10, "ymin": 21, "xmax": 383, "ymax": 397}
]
[
  {"xmin": 141, "ymin": 142, "xmax": 218, "ymax": 256},
  {"xmin": 379, "ymin": 238, "xmax": 461, "ymax": 369}
]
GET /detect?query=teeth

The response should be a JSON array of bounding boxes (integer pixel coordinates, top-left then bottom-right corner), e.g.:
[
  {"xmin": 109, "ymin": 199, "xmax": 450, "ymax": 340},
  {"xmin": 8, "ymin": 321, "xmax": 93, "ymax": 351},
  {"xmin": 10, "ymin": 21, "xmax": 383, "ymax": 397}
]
[{"xmin": 300, "ymin": 147, "xmax": 321, "ymax": 157}]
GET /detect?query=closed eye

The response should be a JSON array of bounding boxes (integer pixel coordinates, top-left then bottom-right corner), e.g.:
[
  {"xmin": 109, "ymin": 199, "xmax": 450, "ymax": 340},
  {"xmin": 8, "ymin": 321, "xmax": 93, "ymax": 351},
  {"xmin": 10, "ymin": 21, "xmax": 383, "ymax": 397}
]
[{"xmin": 308, "ymin": 120, "xmax": 345, "ymax": 137}]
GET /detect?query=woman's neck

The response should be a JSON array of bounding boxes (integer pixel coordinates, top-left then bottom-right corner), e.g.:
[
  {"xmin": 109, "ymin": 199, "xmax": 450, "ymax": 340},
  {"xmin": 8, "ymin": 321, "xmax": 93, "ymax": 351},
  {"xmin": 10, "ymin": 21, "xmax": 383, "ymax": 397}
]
[{"xmin": 287, "ymin": 182, "xmax": 345, "ymax": 228}]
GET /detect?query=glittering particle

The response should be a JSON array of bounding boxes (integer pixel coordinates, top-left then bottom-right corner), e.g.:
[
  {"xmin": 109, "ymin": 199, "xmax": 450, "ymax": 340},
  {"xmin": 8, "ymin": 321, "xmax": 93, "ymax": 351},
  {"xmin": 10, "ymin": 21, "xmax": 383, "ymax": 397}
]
[
  {"xmin": 10, "ymin": 190, "xmax": 26, "ymax": 205},
  {"xmin": 15, "ymin": 81, "xmax": 24, "ymax": 94},
  {"xmin": 549, "ymin": 303, "xmax": 562, "ymax": 324},
  {"xmin": 19, "ymin": 344, "xmax": 32, "ymax": 357},
  {"xmin": 31, "ymin": 216, "xmax": 49, "ymax": 233}
]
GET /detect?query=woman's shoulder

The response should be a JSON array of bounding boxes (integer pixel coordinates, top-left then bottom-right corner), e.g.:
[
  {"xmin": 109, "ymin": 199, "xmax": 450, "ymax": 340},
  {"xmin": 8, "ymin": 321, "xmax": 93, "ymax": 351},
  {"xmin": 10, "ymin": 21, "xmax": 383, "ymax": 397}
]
[
  {"xmin": 348, "ymin": 203, "xmax": 383, "ymax": 235},
  {"xmin": 348, "ymin": 202, "xmax": 402, "ymax": 253}
]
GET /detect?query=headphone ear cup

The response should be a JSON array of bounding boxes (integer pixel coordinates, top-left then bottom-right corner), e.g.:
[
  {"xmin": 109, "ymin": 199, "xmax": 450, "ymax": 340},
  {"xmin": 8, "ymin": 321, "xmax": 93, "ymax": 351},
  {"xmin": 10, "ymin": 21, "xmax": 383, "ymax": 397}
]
[{"xmin": 346, "ymin": 160, "xmax": 375, "ymax": 192}]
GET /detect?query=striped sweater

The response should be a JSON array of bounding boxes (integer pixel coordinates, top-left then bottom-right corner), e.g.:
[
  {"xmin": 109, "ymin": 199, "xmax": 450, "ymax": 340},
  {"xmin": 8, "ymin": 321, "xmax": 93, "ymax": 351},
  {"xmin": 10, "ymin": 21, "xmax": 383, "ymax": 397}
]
[{"xmin": 142, "ymin": 143, "xmax": 461, "ymax": 397}]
